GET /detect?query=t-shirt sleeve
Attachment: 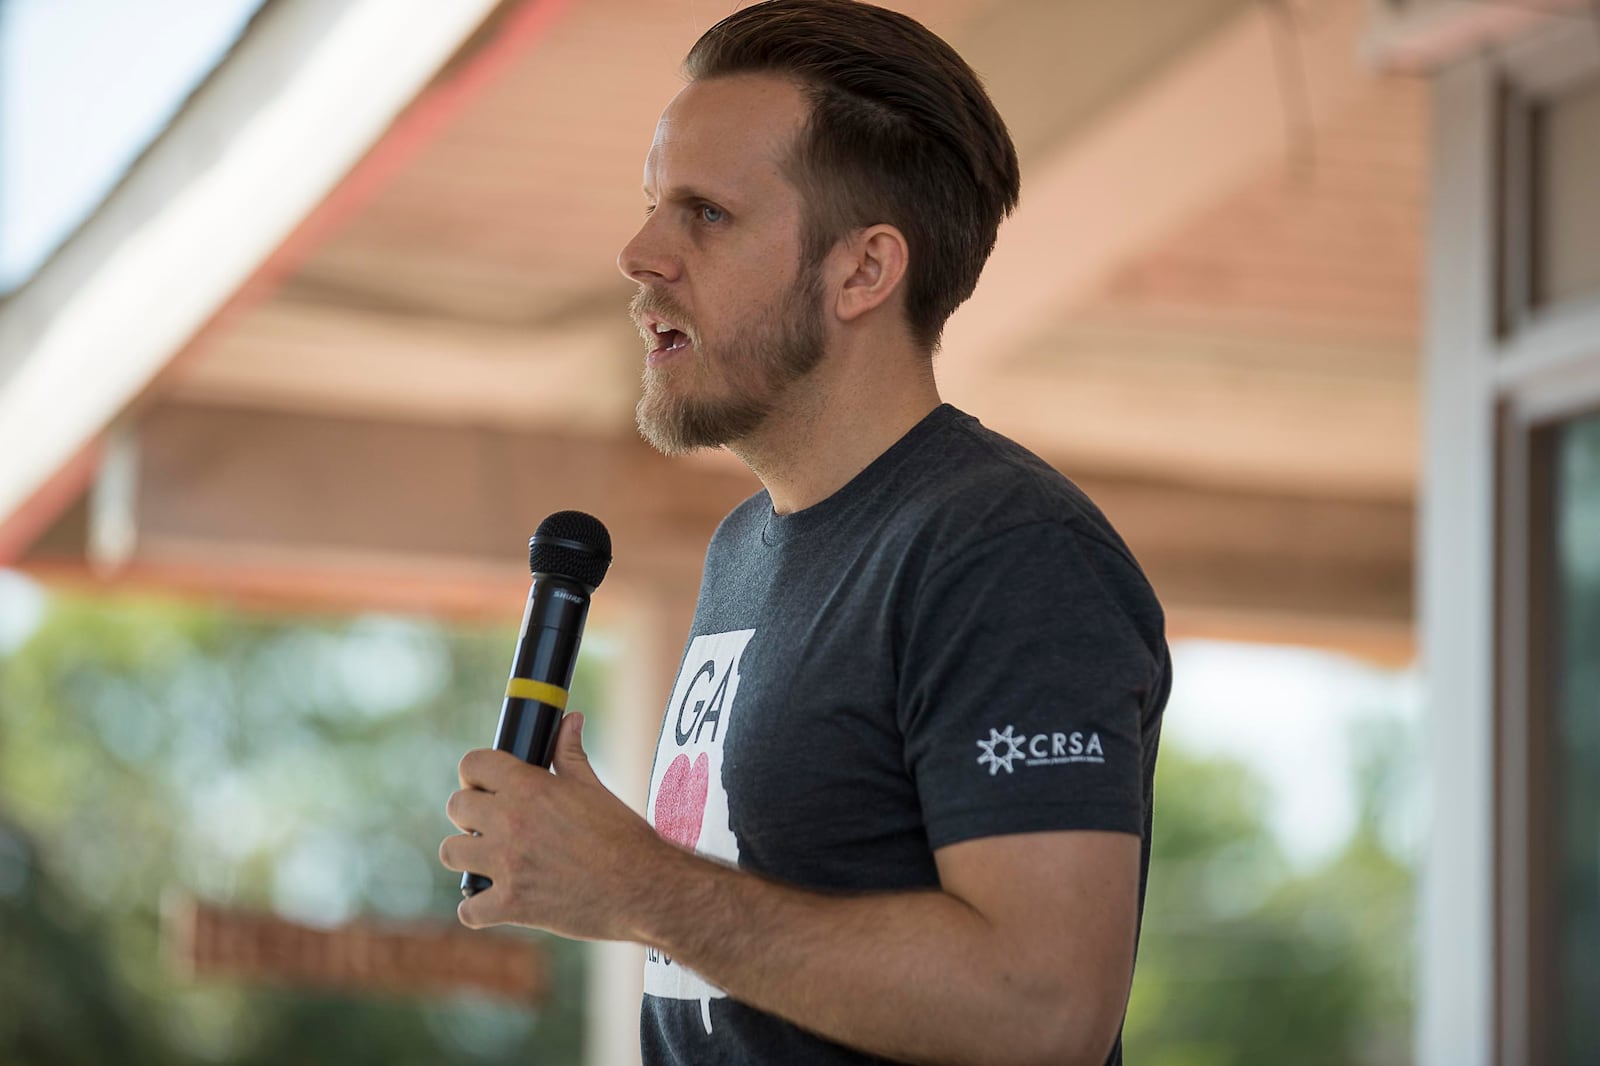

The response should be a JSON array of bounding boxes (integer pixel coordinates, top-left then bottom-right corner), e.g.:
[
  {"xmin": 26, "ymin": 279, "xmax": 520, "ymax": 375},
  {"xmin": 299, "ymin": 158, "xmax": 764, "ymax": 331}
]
[{"xmin": 898, "ymin": 520, "xmax": 1164, "ymax": 850}]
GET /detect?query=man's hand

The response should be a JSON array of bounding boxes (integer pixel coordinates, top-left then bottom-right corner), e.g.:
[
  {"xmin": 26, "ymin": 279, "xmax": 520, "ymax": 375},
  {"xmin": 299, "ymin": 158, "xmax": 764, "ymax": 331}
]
[{"xmin": 438, "ymin": 712, "xmax": 668, "ymax": 938}]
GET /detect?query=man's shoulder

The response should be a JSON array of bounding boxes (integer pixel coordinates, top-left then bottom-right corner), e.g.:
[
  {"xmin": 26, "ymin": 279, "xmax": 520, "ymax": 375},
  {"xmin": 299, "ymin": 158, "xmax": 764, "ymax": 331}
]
[
  {"xmin": 891, "ymin": 407, "xmax": 1136, "ymax": 571},
  {"xmin": 694, "ymin": 406, "xmax": 1148, "ymax": 586}
]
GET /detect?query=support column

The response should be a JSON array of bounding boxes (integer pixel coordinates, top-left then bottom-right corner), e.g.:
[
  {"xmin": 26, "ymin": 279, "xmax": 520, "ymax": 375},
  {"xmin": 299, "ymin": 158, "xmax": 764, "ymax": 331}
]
[
  {"xmin": 585, "ymin": 578, "xmax": 697, "ymax": 1066},
  {"xmin": 1417, "ymin": 54, "xmax": 1497, "ymax": 1066}
]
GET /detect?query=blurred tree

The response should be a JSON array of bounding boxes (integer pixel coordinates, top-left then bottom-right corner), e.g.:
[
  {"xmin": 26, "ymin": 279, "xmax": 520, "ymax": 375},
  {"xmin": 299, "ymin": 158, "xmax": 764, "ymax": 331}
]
[
  {"xmin": 0, "ymin": 592, "xmax": 590, "ymax": 1065},
  {"xmin": 1125, "ymin": 723, "xmax": 1416, "ymax": 1066},
  {"xmin": 0, "ymin": 815, "xmax": 175, "ymax": 1065},
  {"xmin": 0, "ymin": 588, "xmax": 1418, "ymax": 1064}
]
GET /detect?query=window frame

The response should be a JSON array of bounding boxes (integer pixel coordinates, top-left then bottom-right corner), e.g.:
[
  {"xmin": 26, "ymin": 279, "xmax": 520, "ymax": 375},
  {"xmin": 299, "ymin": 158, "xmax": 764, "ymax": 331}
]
[
  {"xmin": 1494, "ymin": 25, "xmax": 1600, "ymax": 340},
  {"xmin": 1491, "ymin": 20, "xmax": 1600, "ymax": 1066}
]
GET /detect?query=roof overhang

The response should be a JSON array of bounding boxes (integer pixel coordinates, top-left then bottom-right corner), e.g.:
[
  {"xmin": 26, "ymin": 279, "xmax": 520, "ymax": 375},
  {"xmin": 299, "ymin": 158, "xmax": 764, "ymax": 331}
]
[
  {"xmin": 2, "ymin": 0, "xmax": 1422, "ymax": 662},
  {"xmin": 0, "ymin": 0, "xmax": 550, "ymax": 562},
  {"xmin": 1364, "ymin": 0, "xmax": 1592, "ymax": 73}
]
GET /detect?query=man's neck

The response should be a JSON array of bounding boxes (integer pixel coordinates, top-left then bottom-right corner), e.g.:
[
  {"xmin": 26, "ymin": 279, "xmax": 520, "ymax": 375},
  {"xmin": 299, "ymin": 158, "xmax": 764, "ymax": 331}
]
[{"xmin": 728, "ymin": 352, "xmax": 942, "ymax": 515}]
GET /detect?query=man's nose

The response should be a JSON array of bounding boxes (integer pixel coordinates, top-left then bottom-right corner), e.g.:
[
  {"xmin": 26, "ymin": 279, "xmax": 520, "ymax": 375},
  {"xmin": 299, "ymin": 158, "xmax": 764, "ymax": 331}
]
[{"xmin": 617, "ymin": 216, "xmax": 679, "ymax": 285}]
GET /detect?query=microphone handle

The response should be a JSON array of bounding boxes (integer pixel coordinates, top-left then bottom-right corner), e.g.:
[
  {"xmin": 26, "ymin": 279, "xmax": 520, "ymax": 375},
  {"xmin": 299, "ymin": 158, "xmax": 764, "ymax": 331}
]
[{"xmin": 461, "ymin": 574, "xmax": 591, "ymax": 897}]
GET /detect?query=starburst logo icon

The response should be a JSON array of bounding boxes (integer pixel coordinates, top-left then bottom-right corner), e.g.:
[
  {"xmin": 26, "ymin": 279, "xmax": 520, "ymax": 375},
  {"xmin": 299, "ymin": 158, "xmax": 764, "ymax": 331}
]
[{"xmin": 976, "ymin": 725, "xmax": 1025, "ymax": 775}]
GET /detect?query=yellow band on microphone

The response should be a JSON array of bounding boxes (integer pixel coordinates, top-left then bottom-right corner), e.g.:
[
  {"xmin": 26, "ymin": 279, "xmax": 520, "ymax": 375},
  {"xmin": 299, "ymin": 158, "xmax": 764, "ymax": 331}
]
[{"xmin": 505, "ymin": 678, "xmax": 569, "ymax": 709}]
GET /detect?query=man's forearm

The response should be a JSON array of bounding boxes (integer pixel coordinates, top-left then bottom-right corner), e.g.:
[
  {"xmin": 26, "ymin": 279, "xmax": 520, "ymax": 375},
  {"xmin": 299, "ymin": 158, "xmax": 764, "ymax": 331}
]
[
  {"xmin": 440, "ymin": 733, "xmax": 1132, "ymax": 1062},
  {"xmin": 627, "ymin": 846, "xmax": 1104, "ymax": 1066}
]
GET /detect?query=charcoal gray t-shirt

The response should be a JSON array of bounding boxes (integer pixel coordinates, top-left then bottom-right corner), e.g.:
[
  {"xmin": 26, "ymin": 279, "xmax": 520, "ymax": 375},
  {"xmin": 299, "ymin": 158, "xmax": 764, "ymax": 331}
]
[{"xmin": 640, "ymin": 404, "xmax": 1169, "ymax": 1065}]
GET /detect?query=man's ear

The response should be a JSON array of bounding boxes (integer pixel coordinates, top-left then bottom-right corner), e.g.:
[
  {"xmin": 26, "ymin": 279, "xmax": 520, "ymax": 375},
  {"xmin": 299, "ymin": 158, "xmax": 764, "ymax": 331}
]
[{"xmin": 833, "ymin": 224, "xmax": 909, "ymax": 324}]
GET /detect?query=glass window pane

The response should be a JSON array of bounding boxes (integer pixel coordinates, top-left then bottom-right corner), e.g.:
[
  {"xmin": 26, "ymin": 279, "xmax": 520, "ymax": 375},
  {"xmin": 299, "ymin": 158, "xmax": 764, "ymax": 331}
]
[
  {"xmin": 1534, "ymin": 77, "xmax": 1600, "ymax": 310},
  {"xmin": 1554, "ymin": 409, "xmax": 1600, "ymax": 1065}
]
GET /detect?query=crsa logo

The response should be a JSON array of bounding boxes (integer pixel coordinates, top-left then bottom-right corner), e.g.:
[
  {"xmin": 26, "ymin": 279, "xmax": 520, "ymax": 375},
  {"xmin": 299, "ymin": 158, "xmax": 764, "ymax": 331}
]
[{"xmin": 976, "ymin": 725, "xmax": 1105, "ymax": 775}]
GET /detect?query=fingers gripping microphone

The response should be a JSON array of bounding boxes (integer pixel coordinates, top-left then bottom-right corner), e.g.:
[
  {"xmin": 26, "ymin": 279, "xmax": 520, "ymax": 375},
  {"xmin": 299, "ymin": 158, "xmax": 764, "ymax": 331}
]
[{"xmin": 461, "ymin": 510, "xmax": 612, "ymax": 898}]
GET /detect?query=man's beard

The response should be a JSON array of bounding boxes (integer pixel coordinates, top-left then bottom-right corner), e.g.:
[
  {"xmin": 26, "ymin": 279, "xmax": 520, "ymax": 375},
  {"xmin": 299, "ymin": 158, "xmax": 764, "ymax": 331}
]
[{"xmin": 631, "ymin": 268, "xmax": 826, "ymax": 456}]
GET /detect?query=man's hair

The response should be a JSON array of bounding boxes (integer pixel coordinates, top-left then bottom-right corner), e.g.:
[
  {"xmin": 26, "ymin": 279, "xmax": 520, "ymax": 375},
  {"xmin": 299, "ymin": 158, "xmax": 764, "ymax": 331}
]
[{"xmin": 685, "ymin": 0, "xmax": 1020, "ymax": 353}]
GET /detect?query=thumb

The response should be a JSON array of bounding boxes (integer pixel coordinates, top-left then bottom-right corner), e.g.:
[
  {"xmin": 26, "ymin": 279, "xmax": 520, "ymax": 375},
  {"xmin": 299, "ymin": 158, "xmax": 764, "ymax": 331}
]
[{"xmin": 551, "ymin": 712, "xmax": 595, "ymax": 779}]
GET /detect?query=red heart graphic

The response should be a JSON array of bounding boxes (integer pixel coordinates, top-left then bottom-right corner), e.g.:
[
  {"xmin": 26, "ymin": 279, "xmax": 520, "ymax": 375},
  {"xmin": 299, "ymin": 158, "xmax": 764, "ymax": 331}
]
[{"xmin": 653, "ymin": 752, "xmax": 710, "ymax": 850}]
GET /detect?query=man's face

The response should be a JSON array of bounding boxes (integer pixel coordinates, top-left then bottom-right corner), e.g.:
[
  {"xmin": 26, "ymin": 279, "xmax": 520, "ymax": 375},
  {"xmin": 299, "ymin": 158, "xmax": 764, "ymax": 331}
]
[{"xmin": 618, "ymin": 75, "xmax": 828, "ymax": 455}]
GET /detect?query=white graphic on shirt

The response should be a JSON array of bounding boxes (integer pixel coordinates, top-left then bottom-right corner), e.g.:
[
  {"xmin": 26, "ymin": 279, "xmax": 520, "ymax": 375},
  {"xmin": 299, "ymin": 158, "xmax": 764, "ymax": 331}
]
[
  {"xmin": 977, "ymin": 725, "xmax": 1105, "ymax": 773},
  {"xmin": 644, "ymin": 628, "xmax": 755, "ymax": 1034},
  {"xmin": 976, "ymin": 725, "xmax": 1026, "ymax": 774}
]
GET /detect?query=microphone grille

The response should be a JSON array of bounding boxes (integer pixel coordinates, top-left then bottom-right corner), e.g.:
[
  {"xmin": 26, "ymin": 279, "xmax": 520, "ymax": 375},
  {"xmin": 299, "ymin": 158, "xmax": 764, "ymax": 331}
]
[{"xmin": 529, "ymin": 510, "xmax": 612, "ymax": 591}]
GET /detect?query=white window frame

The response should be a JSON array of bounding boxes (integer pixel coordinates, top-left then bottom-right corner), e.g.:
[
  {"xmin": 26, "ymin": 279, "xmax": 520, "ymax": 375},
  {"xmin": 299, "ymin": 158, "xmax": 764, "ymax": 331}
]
[{"xmin": 1421, "ymin": 18, "xmax": 1600, "ymax": 1066}]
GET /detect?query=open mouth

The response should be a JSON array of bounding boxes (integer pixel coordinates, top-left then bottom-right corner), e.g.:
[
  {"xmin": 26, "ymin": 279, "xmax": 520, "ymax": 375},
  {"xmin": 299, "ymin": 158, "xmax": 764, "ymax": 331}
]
[
  {"xmin": 651, "ymin": 326, "xmax": 691, "ymax": 355},
  {"xmin": 643, "ymin": 315, "xmax": 694, "ymax": 365}
]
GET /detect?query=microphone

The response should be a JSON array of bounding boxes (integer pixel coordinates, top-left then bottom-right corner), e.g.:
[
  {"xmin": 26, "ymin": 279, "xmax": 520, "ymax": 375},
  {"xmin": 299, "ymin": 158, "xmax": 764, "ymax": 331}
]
[{"xmin": 461, "ymin": 509, "xmax": 612, "ymax": 898}]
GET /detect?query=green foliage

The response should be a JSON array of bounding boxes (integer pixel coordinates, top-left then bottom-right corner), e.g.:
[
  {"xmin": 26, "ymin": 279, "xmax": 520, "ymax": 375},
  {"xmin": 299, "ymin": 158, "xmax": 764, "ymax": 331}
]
[
  {"xmin": 0, "ymin": 587, "xmax": 1420, "ymax": 1064},
  {"xmin": 0, "ymin": 591, "xmax": 594, "ymax": 1064},
  {"xmin": 1125, "ymin": 729, "xmax": 1416, "ymax": 1066}
]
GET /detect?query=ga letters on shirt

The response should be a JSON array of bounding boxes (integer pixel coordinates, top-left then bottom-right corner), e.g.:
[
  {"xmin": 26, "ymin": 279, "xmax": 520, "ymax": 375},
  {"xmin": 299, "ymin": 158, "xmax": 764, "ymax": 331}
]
[{"xmin": 643, "ymin": 628, "xmax": 754, "ymax": 1034}]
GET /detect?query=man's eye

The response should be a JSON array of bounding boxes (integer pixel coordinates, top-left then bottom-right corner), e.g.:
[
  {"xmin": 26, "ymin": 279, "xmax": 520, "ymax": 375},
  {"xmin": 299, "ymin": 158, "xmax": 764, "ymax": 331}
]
[{"xmin": 699, "ymin": 204, "xmax": 726, "ymax": 224}]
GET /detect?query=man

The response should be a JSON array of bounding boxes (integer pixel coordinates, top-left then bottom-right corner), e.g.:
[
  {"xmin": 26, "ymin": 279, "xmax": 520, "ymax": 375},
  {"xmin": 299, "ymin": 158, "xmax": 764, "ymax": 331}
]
[{"xmin": 439, "ymin": 2, "xmax": 1170, "ymax": 1063}]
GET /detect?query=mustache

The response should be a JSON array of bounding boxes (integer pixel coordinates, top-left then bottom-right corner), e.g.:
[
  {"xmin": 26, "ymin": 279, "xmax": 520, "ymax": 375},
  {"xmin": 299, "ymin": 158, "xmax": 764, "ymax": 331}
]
[{"xmin": 629, "ymin": 289, "xmax": 698, "ymax": 342}]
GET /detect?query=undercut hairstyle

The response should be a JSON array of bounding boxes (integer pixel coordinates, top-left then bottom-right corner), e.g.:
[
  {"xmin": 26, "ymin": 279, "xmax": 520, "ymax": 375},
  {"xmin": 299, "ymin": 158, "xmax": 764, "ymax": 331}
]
[{"xmin": 685, "ymin": 0, "xmax": 1021, "ymax": 353}]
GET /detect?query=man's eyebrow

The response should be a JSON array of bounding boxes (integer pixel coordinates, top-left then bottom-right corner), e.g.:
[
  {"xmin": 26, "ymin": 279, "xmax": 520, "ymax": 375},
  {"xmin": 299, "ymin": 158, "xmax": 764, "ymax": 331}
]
[{"xmin": 645, "ymin": 183, "xmax": 736, "ymax": 206}]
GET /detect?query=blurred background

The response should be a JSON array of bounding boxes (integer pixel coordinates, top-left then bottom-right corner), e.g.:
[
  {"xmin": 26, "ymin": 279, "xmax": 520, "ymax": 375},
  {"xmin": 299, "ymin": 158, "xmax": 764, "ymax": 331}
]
[{"xmin": 0, "ymin": 0, "xmax": 1595, "ymax": 1063}]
